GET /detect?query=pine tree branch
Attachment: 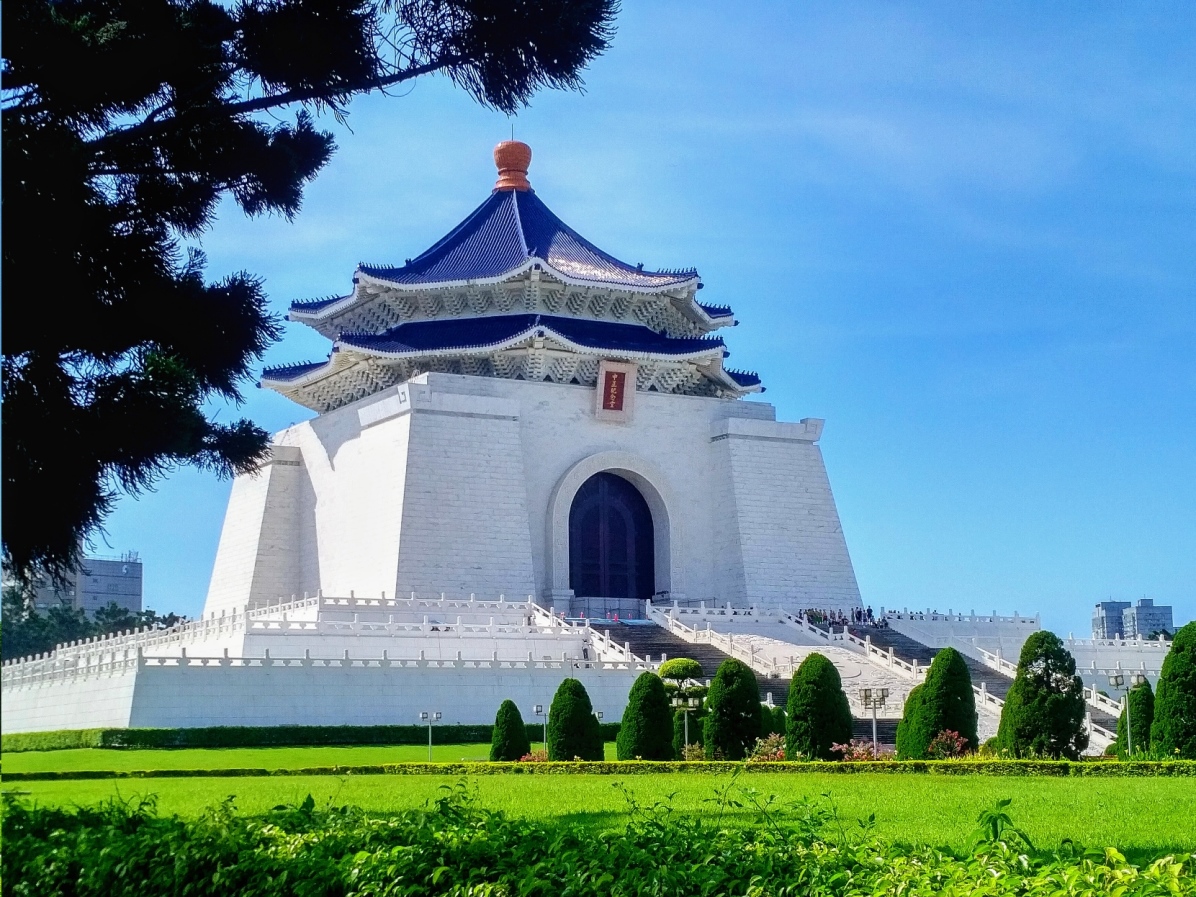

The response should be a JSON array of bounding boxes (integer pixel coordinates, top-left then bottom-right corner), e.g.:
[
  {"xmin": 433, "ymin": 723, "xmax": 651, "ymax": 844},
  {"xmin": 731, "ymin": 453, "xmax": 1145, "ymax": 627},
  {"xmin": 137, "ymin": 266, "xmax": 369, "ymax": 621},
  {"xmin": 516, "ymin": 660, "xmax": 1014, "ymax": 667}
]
[{"xmin": 87, "ymin": 57, "xmax": 461, "ymax": 152}]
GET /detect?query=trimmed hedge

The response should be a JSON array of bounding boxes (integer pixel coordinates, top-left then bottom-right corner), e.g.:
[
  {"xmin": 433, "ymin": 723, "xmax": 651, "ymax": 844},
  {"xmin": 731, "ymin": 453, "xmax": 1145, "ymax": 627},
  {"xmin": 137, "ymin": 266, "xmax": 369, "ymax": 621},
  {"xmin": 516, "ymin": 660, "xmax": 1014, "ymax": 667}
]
[
  {"xmin": 786, "ymin": 652, "xmax": 852, "ymax": 760},
  {"xmin": 2, "ymin": 722, "xmax": 623, "ymax": 753},
  {"xmin": 1153, "ymin": 621, "xmax": 1196, "ymax": 758},
  {"xmin": 547, "ymin": 678, "xmax": 603, "ymax": 761},
  {"xmin": 4, "ymin": 759, "xmax": 1194, "ymax": 781},
  {"xmin": 616, "ymin": 672, "xmax": 674, "ymax": 760},
  {"xmin": 896, "ymin": 647, "xmax": 977, "ymax": 759},
  {"xmin": 490, "ymin": 700, "xmax": 531, "ymax": 761},
  {"xmin": 703, "ymin": 658, "xmax": 761, "ymax": 760}
]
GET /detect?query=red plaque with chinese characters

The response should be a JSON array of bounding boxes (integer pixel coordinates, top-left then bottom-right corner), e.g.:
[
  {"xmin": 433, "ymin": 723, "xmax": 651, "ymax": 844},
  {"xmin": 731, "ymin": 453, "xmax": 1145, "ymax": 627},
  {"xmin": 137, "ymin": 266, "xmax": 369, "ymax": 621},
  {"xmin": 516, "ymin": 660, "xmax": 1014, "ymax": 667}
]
[
  {"xmin": 594, "ymin": 360, "xmax": 635, "ymax": 422},
  {"xmin": 602, "ymin": 369, "xmax": 627, "ymax": 411}
]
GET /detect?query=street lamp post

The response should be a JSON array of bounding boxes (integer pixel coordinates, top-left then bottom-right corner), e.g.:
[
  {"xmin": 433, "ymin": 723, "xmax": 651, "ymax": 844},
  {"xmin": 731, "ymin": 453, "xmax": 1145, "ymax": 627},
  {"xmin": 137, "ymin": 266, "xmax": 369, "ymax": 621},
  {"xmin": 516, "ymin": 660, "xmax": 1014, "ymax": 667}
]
[
  {"xmin": 534, "ymin": 704, "xmax": 547, "ymax": 750},
  {"xmin": 671, "ymin": 695, "xmax": 700, "ymax": 753},
  {"xmin": 858, "ymin": 688, "xmax": 889, "ymax": 755},
  {"xmin": 419, "ymin": 711, "xmax": 442, "ymax": 762},
  {"xmin": 1109, "ymin": 672, "xmax": 1147, "ymax": 755}
]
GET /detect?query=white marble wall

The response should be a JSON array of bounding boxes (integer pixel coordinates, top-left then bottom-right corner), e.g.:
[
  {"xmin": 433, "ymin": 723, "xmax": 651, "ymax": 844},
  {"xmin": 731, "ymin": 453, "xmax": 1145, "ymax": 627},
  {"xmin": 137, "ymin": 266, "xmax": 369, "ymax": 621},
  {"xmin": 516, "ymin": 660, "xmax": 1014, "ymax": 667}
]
[
  {"xmin": 205, "ymin": 372, "xmax": 863, "ymax": 616},
  {"xmin": 1, "ymin": 659, "xmax": 641, "ymax": 733}
]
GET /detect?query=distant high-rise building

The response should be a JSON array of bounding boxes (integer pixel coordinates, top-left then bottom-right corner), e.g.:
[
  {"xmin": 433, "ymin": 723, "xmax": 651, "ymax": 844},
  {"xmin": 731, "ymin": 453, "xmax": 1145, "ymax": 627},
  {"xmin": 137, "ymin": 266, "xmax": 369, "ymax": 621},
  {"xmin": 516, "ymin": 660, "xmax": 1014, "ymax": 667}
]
[
  {"xmin": 26, "ymin": 552, "xmax": 143, "ymax": 617},
  {"xmin": 1092, "ymin": 600, "xmax": 1130, "ymax": 639},
  {"xmin": 1122, "ymin": 598, "xmax": 1173, "ymax": 640}
]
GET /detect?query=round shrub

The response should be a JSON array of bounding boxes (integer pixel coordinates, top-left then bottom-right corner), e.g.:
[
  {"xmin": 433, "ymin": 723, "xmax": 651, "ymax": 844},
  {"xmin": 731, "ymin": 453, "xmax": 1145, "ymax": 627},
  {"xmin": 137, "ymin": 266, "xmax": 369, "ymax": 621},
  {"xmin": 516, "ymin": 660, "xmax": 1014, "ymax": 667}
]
[
  {"xmin": 702, "ymin": 658, "xmax": 761, "ymax": 760},
  {"xmin": 895, "ymin": 647, "xmax": 977, "ymax": 759},
  {"xmin": 547, "ymin": 678, "xmax": 603, "ymax": 761},
  {"xmin": 489, "ymin": 699, "xmax": 531, "ymax": 761},
  {"xmin": 1151, "ymin": 621, "xmax": 1196, "ymax": 759},
  {"xmin": 786, "ymin": 652, "xmax": 852, "ymax": 760},
  {"xmin": 1115, "ymin": 678, "xmax": 1154, "ymax": 757},
  {"xmin": 658, "ymin": 657, "xmax": 703, "ymax": 683},
  {"xmin": 616, "ymin": 672, "xmax": 674, "ymax": 760},
  {"xmin": 996, "ymin": 631, "xmax": 1088, "ymax": 759}
]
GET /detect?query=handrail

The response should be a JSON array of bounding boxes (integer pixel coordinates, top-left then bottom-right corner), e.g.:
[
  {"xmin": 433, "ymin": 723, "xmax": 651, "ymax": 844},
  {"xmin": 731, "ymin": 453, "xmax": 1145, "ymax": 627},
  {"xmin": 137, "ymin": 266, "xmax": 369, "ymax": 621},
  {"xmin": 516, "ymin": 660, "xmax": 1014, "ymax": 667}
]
[
  {"xmin": 3, "ymin": 643, "xmax": 655, "ymax": 691},
  {"xmin": 1, "ymin": 592, "xmax": 546, "ymax": 672},
  {"xmin": 1083, "ymin": 686, "xmax": 1125, "ymax": 717}
]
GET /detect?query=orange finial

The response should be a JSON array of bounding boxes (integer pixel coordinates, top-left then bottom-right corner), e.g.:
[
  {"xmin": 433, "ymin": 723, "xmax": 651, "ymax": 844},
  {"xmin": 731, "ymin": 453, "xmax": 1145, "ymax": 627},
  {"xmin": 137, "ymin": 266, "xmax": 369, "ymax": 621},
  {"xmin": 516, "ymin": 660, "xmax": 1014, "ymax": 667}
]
[{"xmin": 494, "ymin": 140, "xmax": 532, "ymax": 191}]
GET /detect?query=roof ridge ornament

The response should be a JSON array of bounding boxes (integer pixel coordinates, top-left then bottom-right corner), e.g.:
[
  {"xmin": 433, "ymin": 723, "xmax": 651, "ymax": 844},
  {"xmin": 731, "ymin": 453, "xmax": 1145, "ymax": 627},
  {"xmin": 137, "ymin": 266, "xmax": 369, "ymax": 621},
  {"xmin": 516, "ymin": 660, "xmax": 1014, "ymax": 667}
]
[{"xmin": 494, "ymin": 140, "xmax": 532, "ymax": 192}]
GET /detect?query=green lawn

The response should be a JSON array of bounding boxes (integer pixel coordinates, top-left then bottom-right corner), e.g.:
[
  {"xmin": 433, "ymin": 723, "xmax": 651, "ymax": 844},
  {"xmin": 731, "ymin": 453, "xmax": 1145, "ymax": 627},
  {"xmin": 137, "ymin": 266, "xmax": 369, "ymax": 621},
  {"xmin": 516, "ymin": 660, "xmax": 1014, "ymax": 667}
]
[
  {"xmin": 6, "ymin": 769, "xmax": 1194, "ymax": 858},
  {"xmin": 3, "ymin": 742, "xmax": 617, "ymax": 773}
]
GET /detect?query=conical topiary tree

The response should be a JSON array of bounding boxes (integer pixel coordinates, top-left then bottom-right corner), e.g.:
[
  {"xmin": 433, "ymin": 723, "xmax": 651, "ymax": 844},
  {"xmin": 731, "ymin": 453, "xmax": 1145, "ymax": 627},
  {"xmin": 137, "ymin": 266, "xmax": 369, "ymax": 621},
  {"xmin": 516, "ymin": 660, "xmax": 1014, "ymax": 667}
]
[
  {"xmin": 490, "ymin": 699, "xmax": 532, "ymax": 761},
  {"xmin": 996, "ymin": 631, "xmax": 1088, "ymax": 759},
  {"xmin": 617, "ymin": 671, "xmax": 675, "ymax": 760},
  {"xmin": 547, "ymin": 678, "xmax": 604, "ymax": 761},
  {"xmin": 703, "ymin": 658, "xmax": 761, "ymax": 760},
  {"xmin": 1151, "ymin": 621, "xmax": 1196, "ymax": 759},
  {"xmin": 786, "ymin": 652, "xmax": 853, "ymax": 760},
  {"xmin": 1116, "ymin": 679, "xmax": 1154, "ymax": 758},
  {"xmin": 895, "ymin": 684, "xmax": 926, "ymax": 759},
  {"xmin": 895, "ymin": 647, "xmax": 977, "ymax": 759}
]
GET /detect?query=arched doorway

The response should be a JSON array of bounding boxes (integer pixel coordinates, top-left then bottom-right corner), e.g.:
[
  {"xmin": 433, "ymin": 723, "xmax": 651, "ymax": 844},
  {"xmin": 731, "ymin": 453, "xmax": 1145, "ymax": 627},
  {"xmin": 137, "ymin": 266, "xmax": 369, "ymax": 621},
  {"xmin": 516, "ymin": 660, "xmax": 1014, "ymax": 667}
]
[{"xmin": 569, "ymin": 472, "xmax": 655, "ymax": 603}]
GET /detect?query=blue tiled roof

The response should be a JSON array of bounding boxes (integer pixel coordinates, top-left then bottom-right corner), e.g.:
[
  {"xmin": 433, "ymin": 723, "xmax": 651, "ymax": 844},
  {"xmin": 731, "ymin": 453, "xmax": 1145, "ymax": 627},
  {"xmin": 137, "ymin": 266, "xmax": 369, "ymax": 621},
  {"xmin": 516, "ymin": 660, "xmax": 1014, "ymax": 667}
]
[
  {"xmin": 353, "ymin": 190, "xmax": 698, "ymax": 291},
  {"xmin": 725, "ymin": 368, "xmax": 762, "ymax": 388},
  {"xmin": 698, "ymin": 302, "xmax": 734, "ymax": 320},
  {"xmin": 261, "ymin": 360, "xmax": 329, "ymax": 383},
  {"xmin": 291, "ymin": 293, "xmax": 351, "ymax": 313},
  {"xmin": 339, "ymin": 314, "xmax": 724, "ymax": 357}
]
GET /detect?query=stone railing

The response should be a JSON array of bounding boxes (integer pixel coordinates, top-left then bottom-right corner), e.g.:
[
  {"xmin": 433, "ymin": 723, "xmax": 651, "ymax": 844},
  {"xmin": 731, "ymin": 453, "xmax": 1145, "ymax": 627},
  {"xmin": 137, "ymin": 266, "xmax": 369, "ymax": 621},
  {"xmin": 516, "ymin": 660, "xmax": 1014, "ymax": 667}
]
[
  {"xmin": 1083, "ymin": 686, "xmax": 1125, "ymax": 718},
  {"xmin": 1, "ymin": 592, "xmax": 549, "ymax": 677},
  {"xmin": 3, "ymin": 642, "xmax": 654, "ymax": 692},
  {"xmin": 884, "ymin": 608, "xmax": 1040, "ymax": 626},
  {"xmin": 588, "ymin": 627, "xmax": 661, "ymax": 667}
]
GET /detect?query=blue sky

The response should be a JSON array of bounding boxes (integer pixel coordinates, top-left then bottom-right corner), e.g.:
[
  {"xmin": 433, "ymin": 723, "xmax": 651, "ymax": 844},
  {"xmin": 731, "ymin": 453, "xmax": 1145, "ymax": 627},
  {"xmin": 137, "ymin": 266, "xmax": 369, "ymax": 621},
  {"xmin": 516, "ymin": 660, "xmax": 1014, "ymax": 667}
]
[{"xmin": 95, "ymin": 1, "xmax": 1195, "ymax": 636}]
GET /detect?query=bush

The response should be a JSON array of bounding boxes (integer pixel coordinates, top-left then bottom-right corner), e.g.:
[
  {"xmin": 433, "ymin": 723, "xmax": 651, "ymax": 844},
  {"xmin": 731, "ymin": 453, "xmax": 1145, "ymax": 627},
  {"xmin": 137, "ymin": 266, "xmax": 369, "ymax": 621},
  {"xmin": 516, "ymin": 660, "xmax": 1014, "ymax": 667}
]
[
  {"xmin": 786, "ymin": 653, "xmax": 852, "ymax": 760},
  {"xmin": 996, "ymin": 631, "xmax": 1088, "ymax": 759},
  {"xmin": 748, "ymin": 733, "xmax": 786, "ymax": 761},
  {"xmin": 657, "ymin": 657, "xmax": 703, "ymax": 683},
  {"xmin": 831, "ymin": 740, "xmax": 881, "ymax": 761},
  {"xmin": 1151, "ymin": 621, "xmax": 1196, "ymax": 759},
  {"xmin": 4, "ymin": 789, "xmax": 1192, "ymax": 897},
  {"xmin": 490, "ymin": 700, "xmax": 531, "ymax": 762},
  {"xmin": 616, "ymin": 672, "xmax": 675, "ymax": 760},
  {"xmin": 928, "ymin": 730, "xmax": 968, "ymax": 759},
  {"xmin": 896, "ymin": 647, "xmax": 977, "ymax": 759},
  {"xmin": 547, "ymin": 679, "xmax": 603, "ymax": 761},
  {"xmin": 1115, "ymin": 679, "xmax": 1154, "ymax": 757},
  {"xmin": 3, "ymin": 759, "xmax": 1194, "ymax": 781},
  {"xmin": 702, "ymin": 658, "xmax": 761, "ymax": 760}
]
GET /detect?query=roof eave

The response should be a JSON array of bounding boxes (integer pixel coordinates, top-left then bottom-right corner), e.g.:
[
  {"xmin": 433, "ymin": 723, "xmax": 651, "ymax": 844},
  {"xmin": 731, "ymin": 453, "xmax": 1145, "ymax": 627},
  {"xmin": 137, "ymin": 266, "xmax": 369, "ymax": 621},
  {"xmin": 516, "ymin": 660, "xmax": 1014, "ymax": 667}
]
[{"xmin": 338, "ymin": 326, "xmax": 726, "ymax": 366}]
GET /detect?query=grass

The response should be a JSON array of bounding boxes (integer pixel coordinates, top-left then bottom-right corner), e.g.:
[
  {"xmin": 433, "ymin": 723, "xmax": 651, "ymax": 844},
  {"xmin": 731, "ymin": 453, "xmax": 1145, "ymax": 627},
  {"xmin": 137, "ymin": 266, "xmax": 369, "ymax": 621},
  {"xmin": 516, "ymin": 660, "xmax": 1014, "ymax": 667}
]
[
  {"xmin": 2, "ymin": 742, "xmax": 619, "ymax": 773},
  {"xmin": 7, "ymin": 769, "xmax": 1194, "ymax": 858}
]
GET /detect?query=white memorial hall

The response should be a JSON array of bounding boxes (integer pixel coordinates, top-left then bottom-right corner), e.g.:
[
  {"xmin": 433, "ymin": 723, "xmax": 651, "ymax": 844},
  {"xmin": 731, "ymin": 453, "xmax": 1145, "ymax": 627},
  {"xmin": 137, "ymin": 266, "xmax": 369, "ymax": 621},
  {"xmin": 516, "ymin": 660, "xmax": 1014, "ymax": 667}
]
[{"xmin": 3, "ymin": 145, "xmax": 1164, "ymax": 750}]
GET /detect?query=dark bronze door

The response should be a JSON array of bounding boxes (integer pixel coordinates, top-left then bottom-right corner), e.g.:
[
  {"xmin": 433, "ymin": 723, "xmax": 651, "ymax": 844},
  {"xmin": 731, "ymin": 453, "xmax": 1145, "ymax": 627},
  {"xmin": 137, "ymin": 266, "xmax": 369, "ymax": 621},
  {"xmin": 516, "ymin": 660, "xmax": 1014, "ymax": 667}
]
[{"xmin": 569, "ymin": 472, "xmax": 655, "ymax": 601}]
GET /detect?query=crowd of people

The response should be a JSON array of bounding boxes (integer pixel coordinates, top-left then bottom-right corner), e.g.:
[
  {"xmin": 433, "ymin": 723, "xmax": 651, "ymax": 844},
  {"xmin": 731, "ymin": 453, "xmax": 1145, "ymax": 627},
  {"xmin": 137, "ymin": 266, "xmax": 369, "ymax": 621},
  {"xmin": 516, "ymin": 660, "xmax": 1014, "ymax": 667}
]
[{"xmin": 798, "ymin": 606, "xmax": 888, "ymax": 629}]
